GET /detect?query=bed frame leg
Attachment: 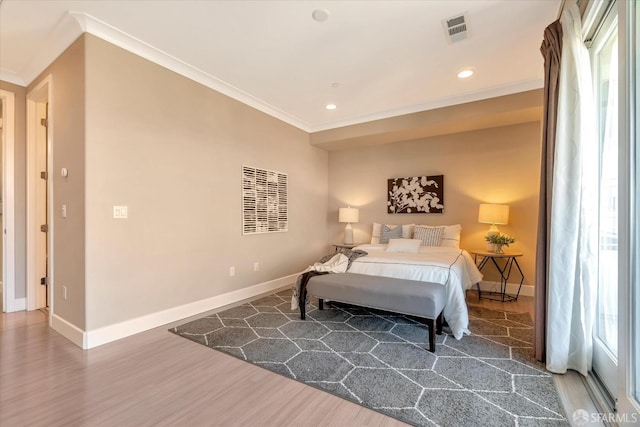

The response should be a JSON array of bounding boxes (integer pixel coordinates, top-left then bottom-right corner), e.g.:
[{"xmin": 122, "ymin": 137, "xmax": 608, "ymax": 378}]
[
  {"xmin": 319, "ymin": 299, "xmax": 324, "ymax": 310},
  {"xmin": 436, "ymin": 312, "xmax": 443, "ymax": 335},
  {"xmin": 427, "ymin": 319, "xmax": 436, "ymax": 353}
]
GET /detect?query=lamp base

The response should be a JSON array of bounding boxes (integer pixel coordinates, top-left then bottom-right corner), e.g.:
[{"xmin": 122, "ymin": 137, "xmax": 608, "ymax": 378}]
[
  {"xmin": 486, "ymin": 225, "xmax": 499, "ymax": 252},
  {"xmin": 343, "ymin": 223, "xmax": 354, "ymax": 244}
]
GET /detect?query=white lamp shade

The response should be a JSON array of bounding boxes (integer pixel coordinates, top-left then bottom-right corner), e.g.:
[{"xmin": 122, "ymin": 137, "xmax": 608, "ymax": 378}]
[
  {"xmin": 478, "ymin": 204, "xmax": 509, "ymax": 225},
  {"xmin": 338, "ymin": 207, "xmax": 359, "ymax": 223}
]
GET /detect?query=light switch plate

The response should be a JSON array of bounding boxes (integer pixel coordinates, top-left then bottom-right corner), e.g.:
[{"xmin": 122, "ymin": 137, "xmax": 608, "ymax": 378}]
[{"xmin": 113, "ymin": 205, "xmax": 128, "ymax": 219}]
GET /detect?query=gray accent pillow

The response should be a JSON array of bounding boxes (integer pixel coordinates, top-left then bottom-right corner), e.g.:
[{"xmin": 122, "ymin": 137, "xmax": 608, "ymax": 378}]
[
  {"xmin": 380, "ymin": 224, "xmax": 403, "ymax": 243},
  {"xmin": 414, "ymin": 225, "xmax": 445, "ymax": 246}
]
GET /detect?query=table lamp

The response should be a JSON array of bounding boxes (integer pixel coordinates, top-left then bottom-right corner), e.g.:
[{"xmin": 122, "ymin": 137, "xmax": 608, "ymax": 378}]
[
  {"xmin": 478, "ymin": 204, "xmax": 509, "ymax": 235},
  {"xmin": 339, "ymin": 207, "xmax": 359, "ymax": 244}
]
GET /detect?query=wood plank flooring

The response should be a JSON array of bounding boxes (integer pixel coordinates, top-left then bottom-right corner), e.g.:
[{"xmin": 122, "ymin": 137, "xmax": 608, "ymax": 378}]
[
  {"xmin": 0, "ymin": 289, "xmax": 582, "ymax": 426},
  {"xmin": 0, "ymin": 302, "xmax": 406, "ymax": 426}
]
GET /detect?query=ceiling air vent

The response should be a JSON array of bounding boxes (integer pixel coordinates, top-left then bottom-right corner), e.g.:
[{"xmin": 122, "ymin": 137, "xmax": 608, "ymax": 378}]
[{"xmin": 442, "ymin": 13, "xmax": 470, "ymax": 44}]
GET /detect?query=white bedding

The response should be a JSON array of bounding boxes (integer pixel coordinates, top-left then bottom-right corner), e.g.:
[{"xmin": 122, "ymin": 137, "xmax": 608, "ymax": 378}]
[{"xmin": 348, "ymin": 244, "xmax": 483, "ymax": 339}]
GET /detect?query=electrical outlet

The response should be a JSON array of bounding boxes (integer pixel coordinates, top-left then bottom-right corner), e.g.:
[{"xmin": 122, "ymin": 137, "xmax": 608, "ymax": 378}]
[
  {"xmin": 63, "ymin": 286, "xmax": 67, "ymax": 300},
  {"xmin": 229, "ymin": 266, "xmax": 235, "ymax": 277},
  {"xmin": 253, "ymin": 262, "xmax": 259, "ymax": 271},
  {"xmin": 113, "ymin": 205, "xmax": 128, "ymax": 219}
]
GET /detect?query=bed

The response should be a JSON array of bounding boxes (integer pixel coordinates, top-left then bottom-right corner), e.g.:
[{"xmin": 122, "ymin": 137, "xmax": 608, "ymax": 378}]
[
  {"xmin": 345, "ymin": 223, "xmax": 483, "ymax": 340},
  {"xmin": 347, "ymin": 243, "xmax": 482, "ymax": 339},
  {"xmin": 292, "ymin": 223, "xmax": 483, "ymax": 339}
]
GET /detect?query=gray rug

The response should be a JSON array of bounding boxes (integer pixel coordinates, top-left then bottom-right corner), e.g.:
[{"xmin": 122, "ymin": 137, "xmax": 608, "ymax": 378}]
[{"xmin": 170, "ymin": 289, "xmax": 568, "ymax": 426}]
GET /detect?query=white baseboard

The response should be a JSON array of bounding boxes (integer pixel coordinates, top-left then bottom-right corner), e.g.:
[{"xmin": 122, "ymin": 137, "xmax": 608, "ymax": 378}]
[
  {"xmin": 50, "ymin": 274, "xmax": 531, "ymax": 350},
  {"xmin": 83, "ymin": 274, "xmax": 298, "ymax": 349},
  {"xmin": 475, "ymin": 280, "xmax": 534, "ymax": 298},
  {"xmin": 51, "ymin": 314, "xmax": 86, "ymax": 348}
]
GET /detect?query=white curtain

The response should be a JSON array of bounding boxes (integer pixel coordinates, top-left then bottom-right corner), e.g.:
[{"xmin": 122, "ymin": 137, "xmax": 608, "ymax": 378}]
[{"xmin": 546, "ymin": 5, "xmax": 598, "ymax": 376}]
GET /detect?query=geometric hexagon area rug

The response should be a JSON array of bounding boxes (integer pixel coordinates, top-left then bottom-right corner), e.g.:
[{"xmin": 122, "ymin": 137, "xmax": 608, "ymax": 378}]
[{"xmin": 170, "ymin": 288, "xmax": 568, "ymax": 427}]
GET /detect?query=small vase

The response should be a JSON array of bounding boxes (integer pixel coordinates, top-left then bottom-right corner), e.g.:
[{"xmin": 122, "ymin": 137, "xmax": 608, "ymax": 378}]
[{"xmin": 495, "ymin": 244, "xmax": 504, "ymax": 254}]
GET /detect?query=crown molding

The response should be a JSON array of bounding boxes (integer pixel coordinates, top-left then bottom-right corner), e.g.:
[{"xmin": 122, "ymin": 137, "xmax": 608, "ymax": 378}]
[
  {"xmin": 307, "ymin": 79, "xmax": 544, "ymax": 133},
  {"xmin": 0, "ymin": 70, "xmax": 25, "ymax": 87},
  {"xmin": 3, "ymin": 10, "xmax": 543, "ymax": 134},
  {"xmin": 17, "ymin": 12, "xmax": 84, "ymax": 87},
  {"xmin": 69, "ymin": 12, "xmax": 311, "ymax": 132}
]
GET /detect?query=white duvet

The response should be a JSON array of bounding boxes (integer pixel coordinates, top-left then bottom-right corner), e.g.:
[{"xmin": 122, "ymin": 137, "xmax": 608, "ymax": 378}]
[{"xmin": 348, "ymin": 244, "xmax": 483, "ymax": 339}]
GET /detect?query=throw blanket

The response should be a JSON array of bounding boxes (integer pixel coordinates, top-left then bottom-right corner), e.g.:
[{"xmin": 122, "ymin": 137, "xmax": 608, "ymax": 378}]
[{"xmin": 291, "ymin": 250, "xmax": 368, "ymax": 311}]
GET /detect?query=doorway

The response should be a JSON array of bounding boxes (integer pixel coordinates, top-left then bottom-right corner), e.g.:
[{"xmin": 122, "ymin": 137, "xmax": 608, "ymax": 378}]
[
  {"xmin": 1, "ymin": 89, "xmax": 16, "ymax": 313},
  {"xmin": 26, "ymin": 76, "xmax": 52, "ymax": 313},
  {"xmin": 1, "ymin": 98, "xmax": 3, "ymax": 308}
]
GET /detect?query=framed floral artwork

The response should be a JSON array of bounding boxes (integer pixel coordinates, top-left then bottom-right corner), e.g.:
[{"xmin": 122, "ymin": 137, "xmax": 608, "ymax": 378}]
[{"xmin": 387, "ymin": 175, "xmax": 444, "ymax": 214}]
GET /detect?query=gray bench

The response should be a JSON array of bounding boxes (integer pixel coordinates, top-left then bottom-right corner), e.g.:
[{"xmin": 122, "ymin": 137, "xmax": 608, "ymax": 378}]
[{"xmin": 301, "ymin": 272, "xmax": 447, "ymax": 352}]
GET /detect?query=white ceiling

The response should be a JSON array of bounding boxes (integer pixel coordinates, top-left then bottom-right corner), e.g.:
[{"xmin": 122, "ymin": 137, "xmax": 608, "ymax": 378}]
[{"xmin": 0, "ymin": 0, "xmax": 560, "ymax": 132}]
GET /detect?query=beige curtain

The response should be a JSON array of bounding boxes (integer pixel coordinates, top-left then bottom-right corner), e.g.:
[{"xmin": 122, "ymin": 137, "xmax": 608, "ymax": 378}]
[{"xmin": 534, "ymin": 20, "xmax": 562, "ymax": 362}]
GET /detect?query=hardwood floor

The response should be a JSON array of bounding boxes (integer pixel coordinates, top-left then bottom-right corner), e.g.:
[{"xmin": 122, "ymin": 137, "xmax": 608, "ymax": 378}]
[
  {"xmin": 0, "ymin": 303, "xmax": 406, "ymax": 426},
  {"xmin": 1, "ymin": 289, "xmax": 591, "ymax": 426},
  {"xmin": 465, "ymin": 288, "xmax": 535, "ymax": 318}
]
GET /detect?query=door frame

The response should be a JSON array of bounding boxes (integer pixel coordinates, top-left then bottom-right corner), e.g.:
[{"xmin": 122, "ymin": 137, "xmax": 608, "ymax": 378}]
[
  {"xmin": 26, "ymin": 75, "xmax": 54, "ymax": 317},
  {"xmin": 586, "ymin": 1, "xmax": 620, "ymax": 399},
  {"xmin": 617, "ymin": 0, "xmax": 640, "ymax": 417},
  {"xmin": 1, "ymin": 89, "xmax": 16, "ymax": 313}
]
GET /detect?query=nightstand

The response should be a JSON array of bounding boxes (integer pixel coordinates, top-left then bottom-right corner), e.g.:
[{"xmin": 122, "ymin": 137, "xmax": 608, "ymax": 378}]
[
  {"xmin": 332, "ymin": 243, "xmax": 365, "ymax": 253},
  {"xmin": 470, "ymin": 250, "xmax": 525, "ymax": 302}
]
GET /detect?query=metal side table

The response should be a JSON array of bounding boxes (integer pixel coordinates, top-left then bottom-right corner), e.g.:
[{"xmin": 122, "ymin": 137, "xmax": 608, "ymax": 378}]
[{"xmin": 470, "ymin": 250, "xmax": 525, "ymax": 302}]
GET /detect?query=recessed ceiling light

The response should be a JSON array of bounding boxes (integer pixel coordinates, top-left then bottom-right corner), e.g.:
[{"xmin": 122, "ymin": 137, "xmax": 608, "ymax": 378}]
[
  {"xmin": 325, "ymin": 104, "xmax": 337, "ymax": 110},
  {"xmin": 312, "ymin": 9, "xmax": 330, "ymax": 22},
  {"xmin": 457, "ymin": 69, "xmax": 474, "ymax": 79}
]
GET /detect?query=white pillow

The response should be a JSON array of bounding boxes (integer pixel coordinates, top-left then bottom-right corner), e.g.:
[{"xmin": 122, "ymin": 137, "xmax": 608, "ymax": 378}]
[
  {"xmin": 441, "ymin": 224, "xmax": 462, "ymax": 248},
  {"xmin": 371, "ymin": 223, "xmax": 414, "ymax": 244},
  {"xmin": 385, "ymin": 238, "xmax": 422, "ymax": 253},
  {"xmin": 403, "ymin": 224, "xmax": 415, "ymax": 239},
  {"xmin": 413, "ymin": 225, "xmax": 445, "ymax": 246}
]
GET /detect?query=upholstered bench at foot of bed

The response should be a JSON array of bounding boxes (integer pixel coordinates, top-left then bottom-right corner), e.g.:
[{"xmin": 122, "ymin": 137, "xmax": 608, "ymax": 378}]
[{"xmin": 302, "ymin": 272, "xmax": 447, "ymax": 353}]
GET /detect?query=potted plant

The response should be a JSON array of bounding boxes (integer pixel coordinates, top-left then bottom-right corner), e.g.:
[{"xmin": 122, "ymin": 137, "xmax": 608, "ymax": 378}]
[{"xmin": 484, "ymin": 234, "xmax": 516, "ymax": 254}]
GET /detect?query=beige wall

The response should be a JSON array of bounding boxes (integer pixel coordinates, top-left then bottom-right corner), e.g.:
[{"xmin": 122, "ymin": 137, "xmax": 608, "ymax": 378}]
[
  {"xmin": 28, "ymin": 37, "xmax": 87, "ymax": 327},
  {"xmin": 1, "ymin": 114, "xmax": 3, "ymax": 281},
  {"xmin": 0, "ymin": 80, "xmax": 27, "ymax": 300},
  {"xmin": 328, "ymin": 121, "xmax": 541, "ymax": 285},
  {"xmin": 83, "ymin": 35, "xmax": 328, "ymax": 330},
  {"xmin": 7, "ymin": 32, "xmax": 541, "ymax": 334}
]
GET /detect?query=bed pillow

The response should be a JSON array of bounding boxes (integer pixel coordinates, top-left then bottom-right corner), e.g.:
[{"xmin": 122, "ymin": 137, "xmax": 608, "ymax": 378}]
[
  {"xmin": 441, "ymin": 224, "xmax": 462, "ymax": 248},
  {"xmin": 380, "ymin": 224, "xmax": 403, "ymax": 243},
  {"xmin": 386, "ymin": 238, "xmax": 422, "ymax": 253},
  {"xmin": 371, "ymin": 223, "xmax": 414, "ymax": 244},
  {"xmin": 413, "ymin": 225, "xmax": 445, "ymax": 246},
  {"xmin": 402, "ymin": 224, "xmax": 415, "ymax": 239},
  {"xmin": 370, "ymin": 222, "xmax": 385, "ymax": 244}
]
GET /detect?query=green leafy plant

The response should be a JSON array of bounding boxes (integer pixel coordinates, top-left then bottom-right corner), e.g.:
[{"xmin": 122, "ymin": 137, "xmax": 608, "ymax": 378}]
[{"xmin": 484, "ymin": 234, "xmax": 516, "ymax": 246}]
